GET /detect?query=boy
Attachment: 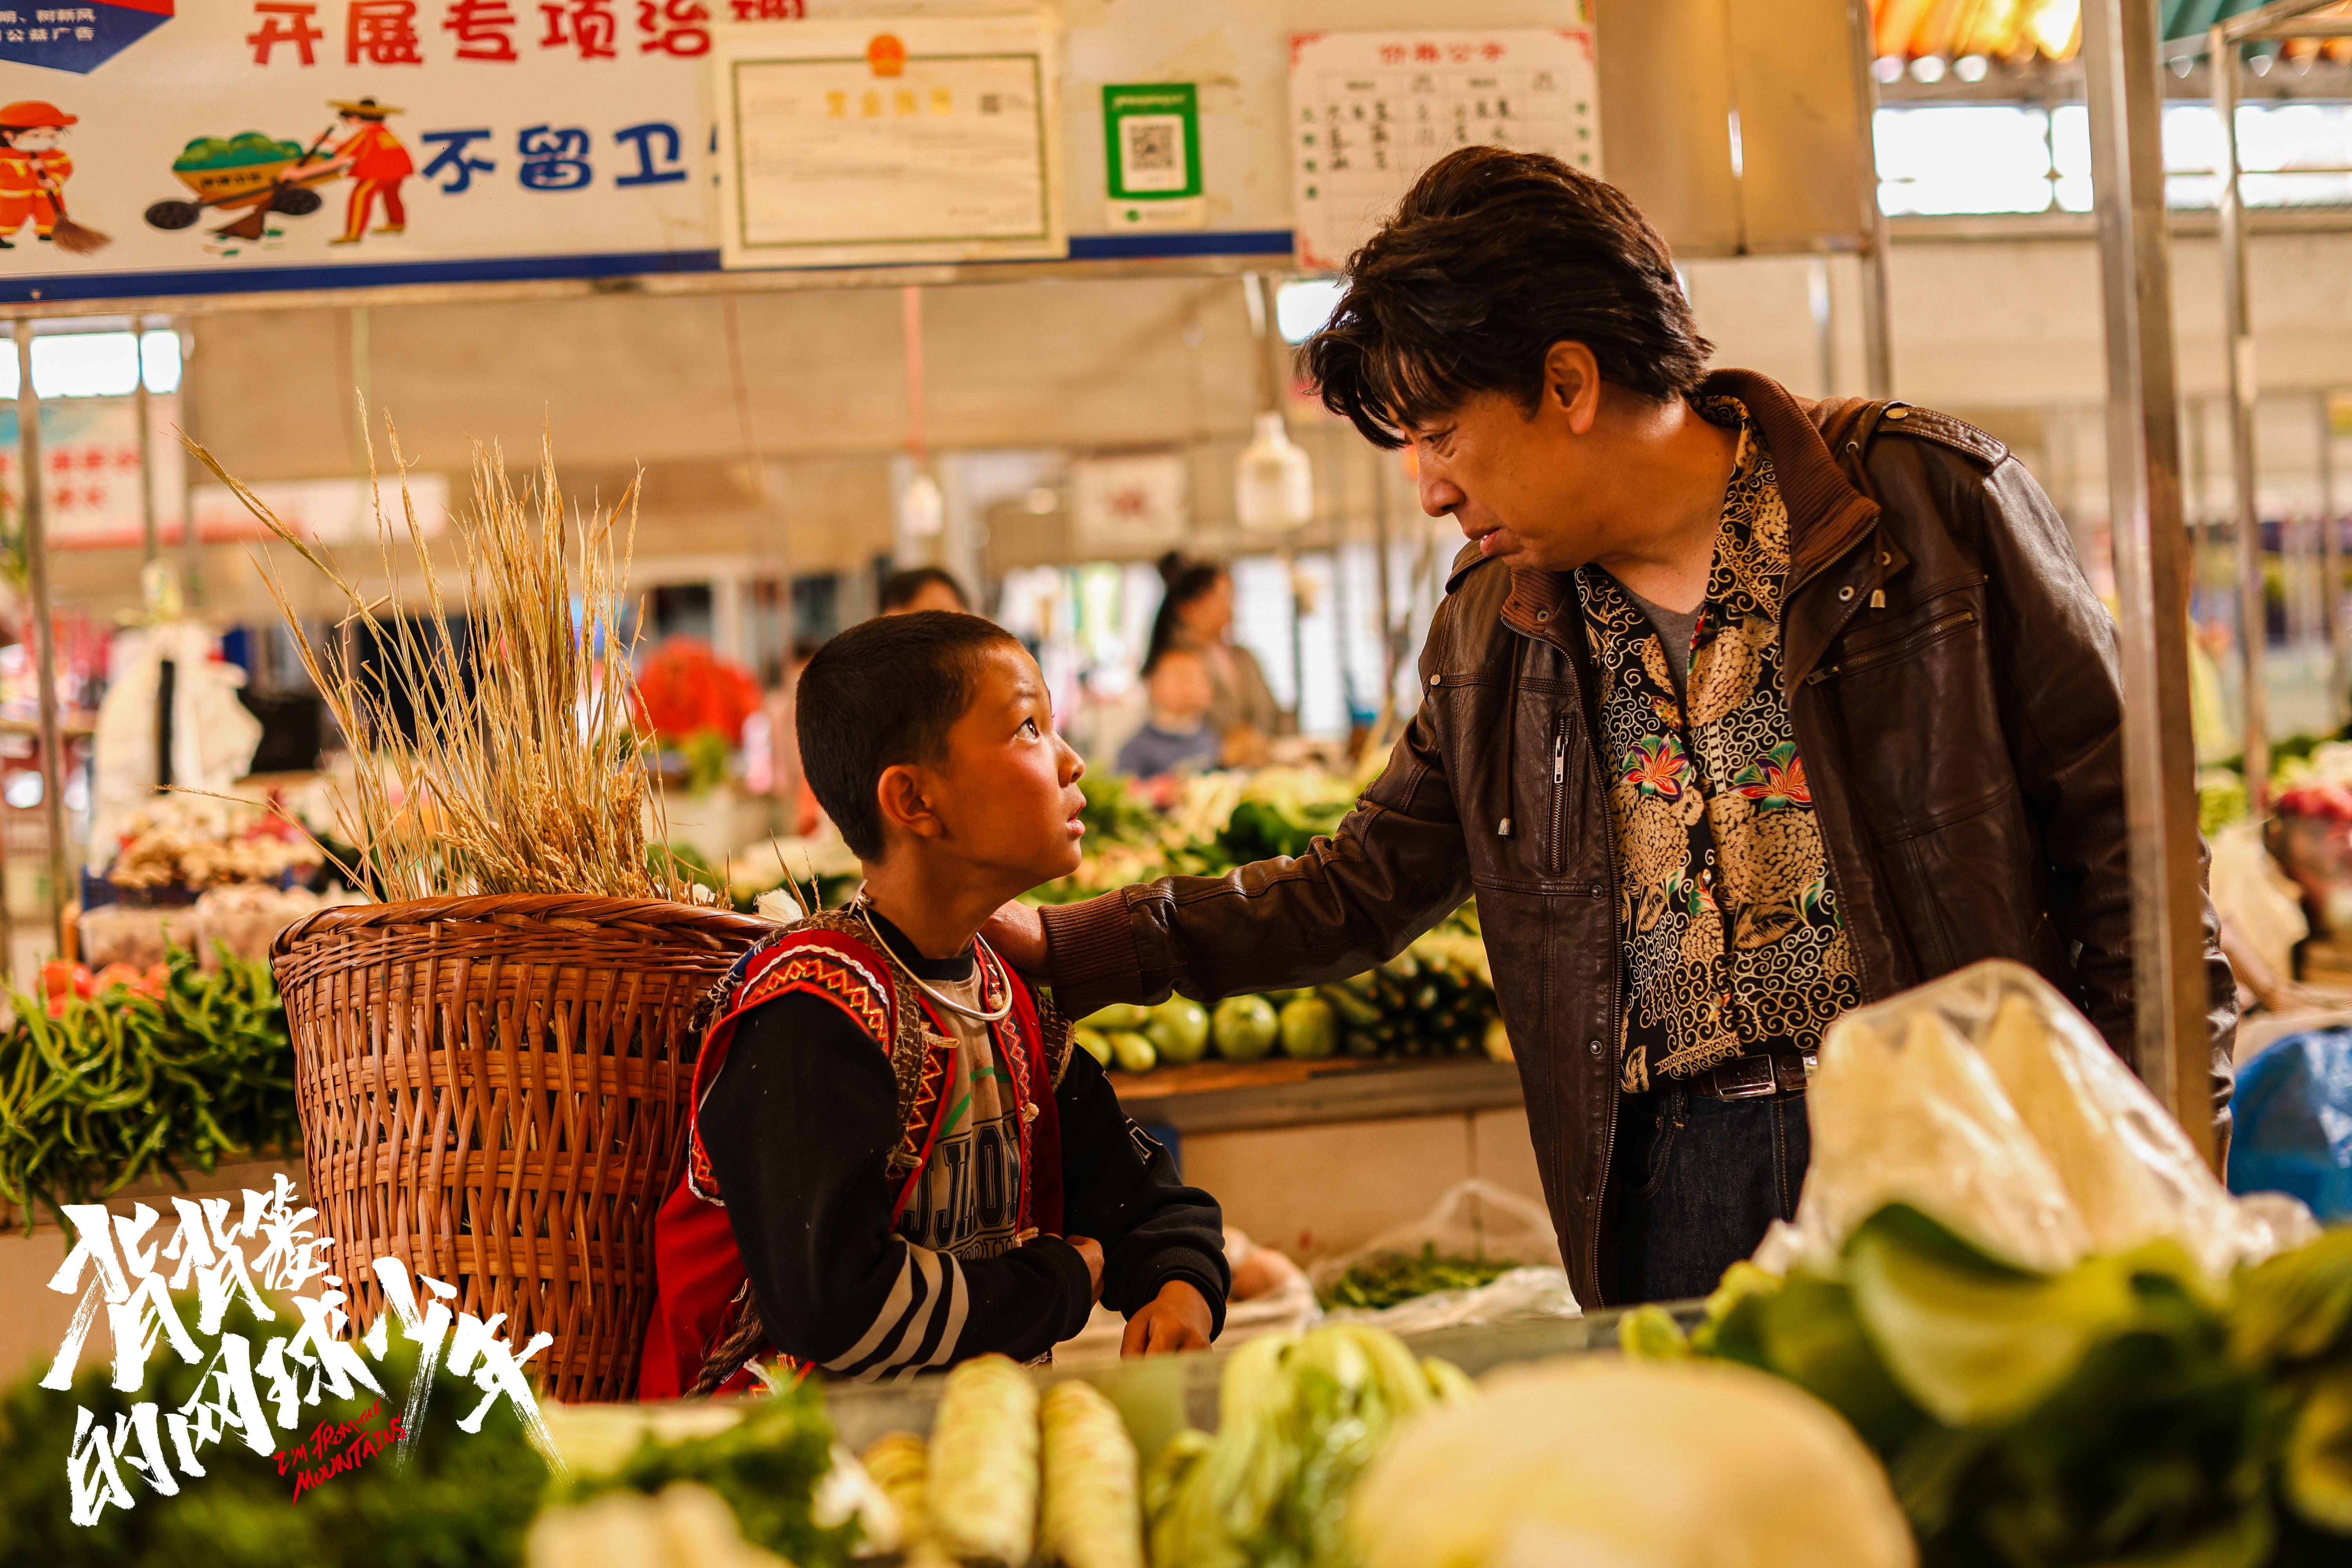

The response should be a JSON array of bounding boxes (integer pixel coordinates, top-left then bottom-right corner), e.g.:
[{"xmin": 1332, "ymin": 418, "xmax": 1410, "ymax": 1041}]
[
  {"xmin": 641, "ymin": 612, "xmax": 1227, "ymax": 1396},
  {"xmin": 1114, "ymin": 646, "xmax": 1221, "ymax": 780}
]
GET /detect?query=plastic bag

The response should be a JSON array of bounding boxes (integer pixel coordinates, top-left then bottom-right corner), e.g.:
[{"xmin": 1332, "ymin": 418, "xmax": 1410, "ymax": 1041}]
[
  {"xmin": 2229, "ymin": 1027, "xmax": 2352, "ymax": 1223},
  {"xmin": 1764, "ymin": 959, "xmax": 2307, "ymax": 1281},
  {"xmin": 1309, "ymin": 1180, "xmax": 1579, "ymax": 1326}
]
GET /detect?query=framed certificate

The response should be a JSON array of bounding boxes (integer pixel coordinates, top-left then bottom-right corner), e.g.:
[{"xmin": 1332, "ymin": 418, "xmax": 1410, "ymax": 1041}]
[{"xmin": 715, "ymin": 15, "xmax": 1065, "ymax": 269}]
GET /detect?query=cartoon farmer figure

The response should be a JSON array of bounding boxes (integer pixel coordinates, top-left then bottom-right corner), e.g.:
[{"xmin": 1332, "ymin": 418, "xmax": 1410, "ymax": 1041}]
[
  {"xmin": 0, "ymin": 101, "xmax": 77, "ymax": 249},
  {"xmin": 323, "ymin": 97, "xmax": 412, "ymax": 245}
]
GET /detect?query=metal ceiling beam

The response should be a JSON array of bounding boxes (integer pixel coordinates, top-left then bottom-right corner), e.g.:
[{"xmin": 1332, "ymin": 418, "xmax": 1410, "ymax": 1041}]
[{"xmin": 2082, "ymin": 0, "xmax": 2218, "ymax": 1164}]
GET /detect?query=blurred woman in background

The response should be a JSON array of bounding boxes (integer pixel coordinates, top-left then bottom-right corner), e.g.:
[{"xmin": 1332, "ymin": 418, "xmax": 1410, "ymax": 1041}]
[{"xmin": 1145, "ymin": 555, "xmax": 1281, "ymax": 767}]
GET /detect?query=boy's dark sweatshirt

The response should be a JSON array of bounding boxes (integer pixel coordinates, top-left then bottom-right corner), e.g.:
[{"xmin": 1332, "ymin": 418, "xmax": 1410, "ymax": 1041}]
[{"xmin": 697, "ymin": 909, "xmax": 1229, "ymax": 1379}]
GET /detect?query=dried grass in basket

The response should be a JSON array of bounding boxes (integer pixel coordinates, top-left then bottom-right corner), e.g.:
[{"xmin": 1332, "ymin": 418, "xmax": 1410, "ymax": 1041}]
[{"xmin": 201, "ymin": 415, "xmax": 763, "ymax": 1401}]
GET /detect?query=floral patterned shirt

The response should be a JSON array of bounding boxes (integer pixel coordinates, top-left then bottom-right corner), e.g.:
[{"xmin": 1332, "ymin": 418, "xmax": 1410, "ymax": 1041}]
[{"xmin": 1578, "ymin": 397, "xmax": 1861, "ymax": 1093}]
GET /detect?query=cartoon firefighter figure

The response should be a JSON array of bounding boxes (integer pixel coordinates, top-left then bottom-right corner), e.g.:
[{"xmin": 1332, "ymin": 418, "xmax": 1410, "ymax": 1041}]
[
  {"xmin": 0, "ymin": 101, "xmax": 106, "ymax": 252},
  {"xmin": 322, "ymin": 97, "xmax": 412, "ymax": 245}
]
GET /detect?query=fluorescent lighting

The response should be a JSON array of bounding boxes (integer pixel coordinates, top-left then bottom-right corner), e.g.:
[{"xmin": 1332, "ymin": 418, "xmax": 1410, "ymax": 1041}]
[
  {"xmin": 0, "ymin": 329, "xmax": 183, "ymax": 399},
  {"xmin": 1276, "ymin": 278, "xmax": 1345, "ymax": 345}
]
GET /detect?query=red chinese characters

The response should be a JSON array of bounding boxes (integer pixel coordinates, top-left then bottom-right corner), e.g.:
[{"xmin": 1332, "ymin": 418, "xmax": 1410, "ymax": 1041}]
[
  {"xmin": 538, "ymin": 0, "xmax": 616, "ymax": 57},
  {"xmin": 443, "ymin": 0, "xmax": 517, "ymax": 60},
  {"xmin": 248, "ymin": 2, "xmax": 325, "ymax": 65},
  {"xmin": 347, "ymin": 0, "xmax": 424, "ymax": 65},
  {"xmin": 636, "ymin": 0, "xmax": 707, "ymax": 54}
]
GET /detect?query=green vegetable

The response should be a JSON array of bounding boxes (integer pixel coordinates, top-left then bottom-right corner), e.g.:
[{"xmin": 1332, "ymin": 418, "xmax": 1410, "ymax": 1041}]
[
  {"xmin": 1144, "ymin": 997, "xmax": 1210, "ymax": 1065},
  {"xmin": 1278, "ymin": 996, "xmax": 1338, "ymax": 1060},
  {"xmin": 0, "ymin": 1290, "xmax": 547, "ymax": 1566},
  {"xmin": 1082, "ymin": 1003, "xmax": 1151, "ymax": 1033},
  {"xmin": 1321, "ymin": 1242, "xmax": 1519, "ymax": 1312},
  {"xmin": 1632, "ymin": 1203, "xmax": 2305, "ymax": 1566},
  {"xmin": 1210, "ymin": 994, "xmax": 1279, "ymax": 1062},
  {"xmin": 1107, "ymin": 1032, "xmax": 1157, "ymax": 1074},
  {"xmin": 1144, "ymin": 1324, "xmax": 1475, "ymax": 1568},
  {"xmin": 560, "ymin": 1379, "xmax": 861, "ymax": 1565},
  {"xmin": 0, "ymin": 947, "xmax": 297, "ymax": 1234},
  {"xmin": 1073, "ymin": 1027, "xmax": 1114, "ymax": 1068}
]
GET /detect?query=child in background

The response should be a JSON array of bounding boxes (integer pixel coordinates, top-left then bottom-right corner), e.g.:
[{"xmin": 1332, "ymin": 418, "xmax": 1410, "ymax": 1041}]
[
  {"xmin": 1114, "ymin": 645, "xmax": 1221, "ymax": 780},
  {"xmin": 641, "ymin": 612, "xmax": 1227, "ymax": 1396}
]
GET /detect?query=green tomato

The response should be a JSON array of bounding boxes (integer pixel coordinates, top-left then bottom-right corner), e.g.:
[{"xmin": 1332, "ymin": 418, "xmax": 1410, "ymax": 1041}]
[
  {"xmin": 1211, "ymin": 994, "xmax": 1279, "ymax": 1063},
  {"xmin": 1082, "ymin": 1002, "xmax": 1151, "ymax": 1033},
  {"xmin": 1108, "ymin": 1031, "xmax": 1157, "ymax": 1074},
  {"xmin": 1073, "ymin": 1026, "xmax": 1114, "ymax": 1067},
  {"xmin": 1279, "ymin": 996, "xmax": 1339, "ymax": 1060},
  {"xmin": 1145, "ymin": 996, "xmax": 1211, "ymax": 1065}
]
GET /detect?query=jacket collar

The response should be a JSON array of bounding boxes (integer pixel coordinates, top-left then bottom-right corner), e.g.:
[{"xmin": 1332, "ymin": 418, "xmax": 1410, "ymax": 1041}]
[{"xmin": 1474, "ymin": 368, "xmax": 1891, "ymax": 644}]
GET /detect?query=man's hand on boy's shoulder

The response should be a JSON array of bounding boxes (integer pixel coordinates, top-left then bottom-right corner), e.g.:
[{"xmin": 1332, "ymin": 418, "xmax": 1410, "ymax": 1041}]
[
  {"xmin": 1121, "ymin": 1278, "xmax": 1215, "ymax": 1357},
  {"xmin": 981, "ymin": 900, "xmax": 1048, "ymax": 971}
]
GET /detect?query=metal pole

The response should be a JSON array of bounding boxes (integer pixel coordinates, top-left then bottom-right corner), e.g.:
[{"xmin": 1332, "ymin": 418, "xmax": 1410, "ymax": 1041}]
[
  {"xmin": 2215, "ymin": 27, "xmax": 2270, "ymax": 813},
  {"xmin": 1848, "ymin": 0, "xmax": 1895, "ymax": 399},
  {"xmin": 132, "ymin": 312, "xmax": 158, "ymax": 567},
  {"xmin": 2322, "ymin": 390, "xmax": 2344, "ymax": 728},
  {"xmin": 2082, "ymin": 0, "xmax": 2215, "ymax": 1163},
  {"xmin": 177, "ymin": 323, "xmax": 201, "ymax": 603},
  {"xmin": 14, "ymin": 321, "xmax": 66, "ymax": 956}
]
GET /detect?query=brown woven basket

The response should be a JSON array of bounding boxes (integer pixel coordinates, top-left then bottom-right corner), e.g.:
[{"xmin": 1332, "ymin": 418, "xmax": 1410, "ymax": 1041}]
[{"xmin": 271, "ymin": 894, "xmax": 769, "ymax": 1402}]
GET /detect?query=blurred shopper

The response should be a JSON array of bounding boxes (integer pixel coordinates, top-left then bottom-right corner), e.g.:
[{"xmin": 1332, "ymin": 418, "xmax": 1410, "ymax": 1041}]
[
  {"xmin": 880, "ymin": 566, "xmax": 969, "ymax": 616},
  {"xmin": 1115, "ymin": 645, "xmax": 1221, "ymax": 780},
  {"xmin": 990, "ymin": 145, "xmax": 2236, "ymax": 1312},
  {"xmin": 1145, "ymin": 555, "xmax": 1280, "ymax": 766}
]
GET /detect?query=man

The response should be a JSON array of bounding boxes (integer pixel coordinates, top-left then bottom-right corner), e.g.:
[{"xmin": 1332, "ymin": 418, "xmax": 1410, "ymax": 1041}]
[
  {"xmin": 988, "ymin": 145, "xmax": 2236, "ymax": 1308},
  {"xmin": 325, "ymin": 97, "xmax": 412, "ymax": 245}
]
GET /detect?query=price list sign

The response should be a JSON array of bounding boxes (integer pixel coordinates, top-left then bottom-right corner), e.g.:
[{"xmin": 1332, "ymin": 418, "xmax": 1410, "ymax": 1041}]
[{"xmin": 1288, "ymin": 29, "xmax": 1600, "ymax": 273}]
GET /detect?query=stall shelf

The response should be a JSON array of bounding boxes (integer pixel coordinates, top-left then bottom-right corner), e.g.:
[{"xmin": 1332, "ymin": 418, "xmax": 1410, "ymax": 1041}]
[{"xmin": 1106, "ymin": 1055, "xmax": 1523, "ymax": 1135}]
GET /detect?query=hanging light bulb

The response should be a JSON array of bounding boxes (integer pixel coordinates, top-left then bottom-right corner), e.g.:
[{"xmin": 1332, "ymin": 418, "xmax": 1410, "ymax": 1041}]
[
  {"xmin": 900, "ymin": 470, "xmax": 945, "ymax": 538},
  {"xmin": 1235, "ymin": 411, "xmax": 1313, "ymax": 533}
]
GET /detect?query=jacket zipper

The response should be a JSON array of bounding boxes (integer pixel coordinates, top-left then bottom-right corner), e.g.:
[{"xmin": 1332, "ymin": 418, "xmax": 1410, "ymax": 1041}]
[
  {"xmin": 1804, "ymin": 609, "xmax": 1976, "ymax": 687},
  {"xmin": 1548, "ymin": 720, "xmax": 1567, "ymax": 876}
]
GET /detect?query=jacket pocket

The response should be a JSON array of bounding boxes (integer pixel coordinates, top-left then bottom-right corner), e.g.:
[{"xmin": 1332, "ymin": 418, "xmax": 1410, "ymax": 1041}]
[
  {"xmin": 1805, "ymin": 607, "xmax": 1978, "ymax": 688},
  {"xmin": 1884, "ymin": 786, "xmax": 2042, "ymax": 979}
]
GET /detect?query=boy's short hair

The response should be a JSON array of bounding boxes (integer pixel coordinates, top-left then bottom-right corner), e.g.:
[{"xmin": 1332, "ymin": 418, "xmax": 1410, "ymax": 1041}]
[
  {"xmin": 1303, "ymin": 145, "xmax": 1713, "ymax": 450},
  {"xmin": 797, "ymin": 612, "xmax": 1019, "ymax": 860}
]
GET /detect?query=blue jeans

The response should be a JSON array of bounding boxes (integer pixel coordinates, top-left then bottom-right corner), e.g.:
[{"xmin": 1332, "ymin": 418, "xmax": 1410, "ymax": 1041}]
[{"xmin": 1605, "ymin": 1080, "xmax": 1812, "ymax": 1304}]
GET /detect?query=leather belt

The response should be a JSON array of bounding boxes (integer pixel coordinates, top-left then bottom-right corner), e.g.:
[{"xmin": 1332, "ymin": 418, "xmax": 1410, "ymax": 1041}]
[{"xmin": 1689, "ymin": 1051, "xmax": 1818, "ymax": 1100}]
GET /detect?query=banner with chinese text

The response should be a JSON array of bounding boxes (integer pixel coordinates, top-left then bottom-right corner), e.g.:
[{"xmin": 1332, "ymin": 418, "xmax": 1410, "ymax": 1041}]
[{"xmin": 0, "ymin": 0, "xmax": 744, "ymax": 304}]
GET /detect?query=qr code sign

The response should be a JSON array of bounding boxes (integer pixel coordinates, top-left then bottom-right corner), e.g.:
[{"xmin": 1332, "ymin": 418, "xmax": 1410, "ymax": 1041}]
[
  {"xmin": 1119, "ymin": 113, "xmax": 1189, "ymax": 192},
  {"xmin": 1129, "ymin": 122, "xmax": 1176, "ymax": 170}
]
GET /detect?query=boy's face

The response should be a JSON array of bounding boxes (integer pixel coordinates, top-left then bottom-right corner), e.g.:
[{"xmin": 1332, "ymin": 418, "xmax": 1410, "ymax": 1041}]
[
  {"xmin": 1148, "ymin": 649, "xmax": 1213, "ymax": 723},
  {"xmin": 923, "ymin": 642, "xmax": 1087, "ymax": 884},
  {"xmin": 14, "ymin": 127, "xmax": 59, "ymax": 151}
]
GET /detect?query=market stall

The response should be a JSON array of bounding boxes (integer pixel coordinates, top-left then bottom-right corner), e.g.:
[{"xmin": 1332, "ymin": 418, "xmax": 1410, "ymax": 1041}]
[{"xmin": 0, "ymin": 0, "xmax": 2349, "ymax": 1564}]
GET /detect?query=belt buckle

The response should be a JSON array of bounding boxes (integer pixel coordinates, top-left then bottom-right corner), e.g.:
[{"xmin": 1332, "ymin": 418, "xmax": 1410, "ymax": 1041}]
[
  {"xmin": 1773, "ymin": 1053, "xmax": 1816, "ymax": 1094},
  {"xmin": 1713, "ymin": 1056, "xmax": 1779, "ymax": 1099}
]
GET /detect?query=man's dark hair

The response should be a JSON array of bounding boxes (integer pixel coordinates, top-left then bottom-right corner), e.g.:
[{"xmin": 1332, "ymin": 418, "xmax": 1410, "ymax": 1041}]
[
  {"xmin": 1303, "ymin": 146, "xmax": 1713, "ymax": 449},
  {"xmin": 878, "ymin": 565, "xmax": 969, "ymax": 613},
  {"xmin": 797, "ymin": 610, "xmax": 1018, "ymax": 860}
]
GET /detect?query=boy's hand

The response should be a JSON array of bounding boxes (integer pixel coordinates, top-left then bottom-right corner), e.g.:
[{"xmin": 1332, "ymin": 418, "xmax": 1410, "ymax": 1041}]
[
  {"xmin": 1121, "ymin": 1279, "xmax": 1213, "ymax": 1357},
  {"xmin": 1065, "ymin": 1234, "xmax": 1105, "ymax": 1302},
  {"xmin": 981, "ymin": 901, "xmax": 1048, "ymax": 973}
]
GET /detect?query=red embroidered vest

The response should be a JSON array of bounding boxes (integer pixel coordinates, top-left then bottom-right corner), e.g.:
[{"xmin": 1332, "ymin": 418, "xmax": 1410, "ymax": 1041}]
[{"xmin": 637, "ymin": 914, "xmax": 1065, "ymax": 1399}]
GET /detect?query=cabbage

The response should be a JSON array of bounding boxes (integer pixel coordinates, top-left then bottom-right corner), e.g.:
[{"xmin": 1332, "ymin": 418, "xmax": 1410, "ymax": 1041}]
[{"xmin": 1349, "ymin": 1357, "xmax": 1914, "ymax": 1568}]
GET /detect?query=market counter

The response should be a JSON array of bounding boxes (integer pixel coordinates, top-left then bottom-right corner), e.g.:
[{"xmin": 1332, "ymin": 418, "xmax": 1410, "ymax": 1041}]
[
  {"xmin": 817, "ymin": 1301, "xmax": 1703, "ymax": 1463},
  {"xmin": 1106, "ymin": 1054, "xmax": 1523, "ymax": 1133}
]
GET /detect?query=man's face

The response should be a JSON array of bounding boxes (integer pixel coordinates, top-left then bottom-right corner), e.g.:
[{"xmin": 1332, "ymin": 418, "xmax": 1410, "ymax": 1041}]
[
  {"xmin": 1408, "ymin": 385, "xmax": 1602, "ymax": 573},
  {"xmin": 922, "ymin": 643, "xmax": 1087, "ymax": 885}
]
